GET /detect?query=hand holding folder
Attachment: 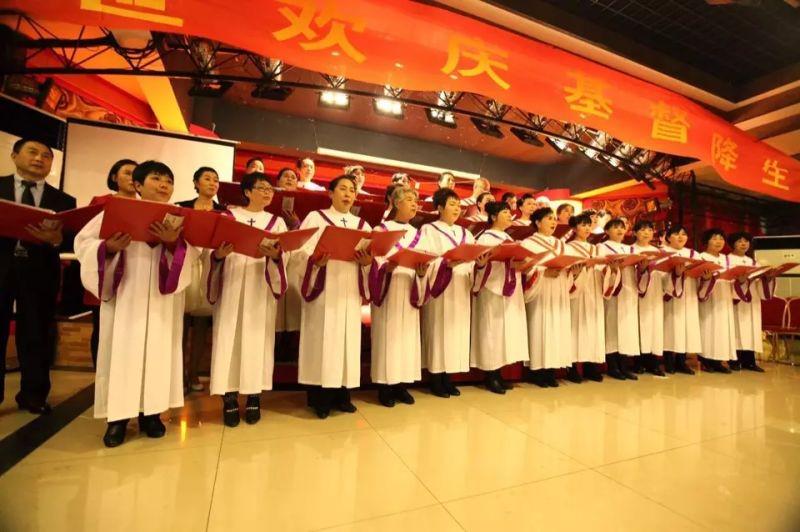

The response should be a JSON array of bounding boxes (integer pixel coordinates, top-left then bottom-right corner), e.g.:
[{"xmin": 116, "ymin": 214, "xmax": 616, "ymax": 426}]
[
  {"xmin": 540, "ymin": 254, "xmax": 584, "ymax": 270},
  {"xmin": 209, "ymin": 216, "xmax": 318, "ymax": 258},
  {"xmin": 717, "ymin": 265, "xmax": 761, "ymax": 281},
  {"xmin": 684, "ymin": 261, "xmax": 722, "ymax": 278},
  {"xmin": 99, "ymin": 196, "xmax": 185, "ymax": 244},
  {"xmin": 312, "ymin": 225, "xmax": 372, "ymax": 262},
  {"xmin": 489, "ymin": 243, "xmax": 547, "ymax": 262},
  {"xmin": 0, "ymin": 199, "xmax": 103, "ymax": 243},
  {"xmin": 387, "ymin": 248, "xmax": 437, "ymax": 269},
  {"xmin": 442, "ymin": 243, "xmax": 491, "ymax": 263}
]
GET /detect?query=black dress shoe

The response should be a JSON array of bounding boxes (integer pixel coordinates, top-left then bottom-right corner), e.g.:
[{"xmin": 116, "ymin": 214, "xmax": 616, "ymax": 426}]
[
  {"xmin": 621, "ymin": 369, "xmax": 638, "ymax": 381},
  {"xmin": 531, "ymin": 370, "xmax": 550, "ymax": 388},
  {"xmin": 729, "ymin": 360, "xmax": 742, "ymax": 371},
  {"xmin": 443, "ymin": 374, "xmax": 460, "ymax": 396},
  {"xmin": 15, "ymin": 394, "xmax": 52, "ymax": 415},
  {"xmin": 314, "ymin": 407, "xmax": 330, "ymax": 419},
  {"xmin": 244, "ymin": 394, "xmax": 261, "ymax": 424},
  {"xmin": 675, "ymin": 354, "xmax": 695, "ymax": 375},
  {"xmin": 140, "ymin": 414, "xmax": 166, "ymax": 438},
  {"xmin": 607, "ymin": 369, "xmax": 626, "ymax": 380},
  {"xmin": 497, "ymin": 374, "xmax": 513, "ymax": 390},
  {"xmin": 222, "ymin": 393, "xmax": 240, "ymax": 427},
  {"xmin": 336, "ymin": 400, "xmax": 357, "ymax": 413},
  {"xmin": 744, "ymin": 364, "xmax": 765, "ymax": 373},
  {"xmin": 378, "ymin": 385, "xmax": 396, "ymax": 407},
  {"xmin": 394, "ymin": 386, "xmax": 415, "ymax": 405},
  {"xmin": 566, "ymin": 366, "xmax": 582, "ymax": 384},
  {"xmin": 715, "ymin": 362, "xmax": 732, "ymax": 374},
  {"xmin": 485, "ymin": 373, "xmax": 506, "ymax": 395},
  {"xmin": 429, "ymin": 374, "xmax": 450, "ymax": 398},
  {"xmin": 103, "ymin": 419, "xmax": 129, "ymax": 448}
]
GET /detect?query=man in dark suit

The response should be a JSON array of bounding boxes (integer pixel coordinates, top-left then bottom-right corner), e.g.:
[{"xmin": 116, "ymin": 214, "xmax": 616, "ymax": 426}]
[{"xmin": 0, "ymin": 138, "xmax": 76, "ymax": 414}]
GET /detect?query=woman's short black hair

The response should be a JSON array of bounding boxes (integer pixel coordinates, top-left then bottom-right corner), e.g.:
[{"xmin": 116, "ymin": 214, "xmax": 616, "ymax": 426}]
[
  {"xmin": 192, "ymin": 166, "xmax": 218, "ymax": 192},
  {"xmin": 486, "ymin": 201, "xmax": 510, "ymax": 225},
  {"xmin": 633, "ymin": 219, "xmax": 654, "ymax": 232},
  {"xmin": 245, "ymin": 157, "xmax": 263, "ymax": 169},
  {"xmin": 604, "ymin": 218, "xmax": 626, "ymax": 232},
  {"xmin": 106, "ymin": 158, "xmax": 137, "ymax": 191},
  {"xmin": 701, "ymin": 227, "xmax": 726, "ymax": 246},
  {"xmin": 531, "ymin": 207, "xmax": 553, "ymax": 226},
  {"xmin": 384, "ymin": 184, "xmax": 398, "ymax": 206},
  {"xmin": 328, "ymin": 174, "xmax": 355, "ymax": 191},
  {"xmin": 132, "ymin": 160, "xmax": 173, "ymax": 185},
  {"xmin": 433, "ymin": 187, "xmax": 460, "ymax": 209},
  {"xmin": 665, "ymin": 224, "xmax": 688, "ymax": 239},
  {"xmin": 476, "ymin": 192, "xmax": 493, "ymax": 205},
  {"xmin": 276, "ymin": 167, "xmax": 295, "ymax": 180},
  {"xmin": 569, "ymin": 213, "xmax": 592, "ymax": 228},
  {"xmin": 520, "ymin": 193, "xmax": 535, "ymax": 205},
  {"xmin": 727, "ymin": 231, "xmax": 753, "ymax": 248},
  {"xmin": 501, "ymin": 192, "xmax": 516, "ymax": 203},
  {"xmin": 296, "ymin": 157, "xmax": 313, "ymax": 169},
  {"xmin": 556, "ymin": 203, "xmax": 573, "ymax": 215},
  {"xmin": 240, "ymin": 171, "xmax": 271, "ymax": 196}
]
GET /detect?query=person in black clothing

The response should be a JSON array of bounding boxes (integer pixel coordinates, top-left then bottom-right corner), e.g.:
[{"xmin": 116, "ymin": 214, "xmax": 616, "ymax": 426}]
[
  {"xmin": 176, "ymin": 166, "xmax": 226, "ymax": 394},
  {"xmin": 0, "ymin": 138, "xmax": 77, "ymax": 414}
]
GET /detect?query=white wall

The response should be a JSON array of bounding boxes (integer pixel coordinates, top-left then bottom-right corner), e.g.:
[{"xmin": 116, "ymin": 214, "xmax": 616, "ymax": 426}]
[{"xmin": 63, "ymin": 121, "xmax": 236, "ymax": 206}]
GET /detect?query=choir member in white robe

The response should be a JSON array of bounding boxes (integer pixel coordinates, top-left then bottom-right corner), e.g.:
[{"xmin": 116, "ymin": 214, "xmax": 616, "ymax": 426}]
[
  {"xmin": 296, "ymin": 157, "xmax": 326, "ymax": 192},
  {"xmin": 727, "ymin": 232, "xmax": 771, "ymax": 372},
  {"xmin": 696, "ymin": 229, "xmax": 736, "ymax": 373},
  {"xmin": 460, "ymin": 177, "xmax": 491, "ymax": 208},
  {"xmin": 75, "ymin": 161, "xmax": 196, "ymax": 448},
  {"xmin": 274, "ymin": 167, "xmax": 303, "ymax": 353},
  {"xmin": 661, "ymin": 225, "xmax": 699, "ymax": 375},
  {"xmin": 631, "ymin": 220, "xmax": 666, "ymax": 376},
  {"xmin": 512, "ymin": 194, "xmax": 536, "ymax": 226},
  {"xmin": 564, "ymin": 213, "xmax": 609, "ymax": 382},
  {"xmin": 520, "ymin": 208, "xmax": 579, "ymax": 388},
  {"xmin": 471, "ymin": 202, "xmax": 530, "ymax": 394},
  {"xmin": 419, "ymin": 188, "xmax": 489, "ymax": 397},
  {"xmin": 296, "ymin": 175, "xmax": 372, "ymax": 418},
  {"xmin": 423, "ymin": 172, "xmax": 456, "ymax": 204},
  {"xmin": 597, "ymin": 218, "xmax": 640, "ymax": 380},
  {"xmin": 465, "ymin": 192, "xmax": 492, "ymax": 223},
  {"xmin": 206, "ymin": 173, "xmax": 286, "ymax": 427},
  {"xmin": 369, "ymin": 186, "xmax": 429, "ymax": 407}
]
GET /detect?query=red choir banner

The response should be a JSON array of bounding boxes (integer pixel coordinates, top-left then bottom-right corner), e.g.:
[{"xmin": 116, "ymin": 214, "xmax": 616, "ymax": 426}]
[{"xmin": 9, "ymin": 0, "xmax": 799, "ymax": 202}]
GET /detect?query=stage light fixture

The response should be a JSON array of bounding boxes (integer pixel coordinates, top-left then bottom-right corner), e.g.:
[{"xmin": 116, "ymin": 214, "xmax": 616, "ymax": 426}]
[
  {"xmin": 545, "ymin": 136, "xmax": 572, "ymax": 153},
  {"xmin": 188, "ymin": 79, "xmax": 232, "ymax": 97},
  {"xmin": 470, "ymin": 117, "xmax": 504, "ymax": 138},
  {"xmin": 510, "ymin": 127, "xmax": 545, "ymax": 147},
  {"xmin": 251, "ymin": 83, "xmax": 293, "ymax": 101},
  {"xmin": 319, "ymin": 90, "xmax": 350, "ymax": 109},
  {"xmin": 426, "ymin": 91, "xmax": 459, "ymax": 128},
  {"xmin": 374, "ymin": 85, "xmax": 404, "ymax": 118}
]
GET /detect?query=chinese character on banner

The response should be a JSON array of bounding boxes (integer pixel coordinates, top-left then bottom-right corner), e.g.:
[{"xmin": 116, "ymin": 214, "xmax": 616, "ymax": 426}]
[
  {"xmin": 711, "ymin": 133, "xmax": 738, "ymax": 171},
  {"xmin": 80, "ymin": 0, "xmax": 183, "ymax": 26},
  {"xmin": 650, "ymin": 101, "xmax": 690, "ymax": 143},
  {"xmin": 762, "ymin": 159, "xmax": 790, "ymax": 191},
  {"xmin": 273, "ymin": 0, "xmax": 366, "ymax": 63},
  {"xmin": 564, "ymin": 72, "xmax": 613, "ymax": 119},
  {"xmin": 441, "ymin": 35, "xmax": 510, "ymax": 90}
]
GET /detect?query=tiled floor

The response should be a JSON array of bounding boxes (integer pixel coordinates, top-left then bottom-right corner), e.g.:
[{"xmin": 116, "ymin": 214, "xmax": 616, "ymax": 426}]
[{"xmin": 1, "ymin": 364, "xmax": 799, "ymax": 531}]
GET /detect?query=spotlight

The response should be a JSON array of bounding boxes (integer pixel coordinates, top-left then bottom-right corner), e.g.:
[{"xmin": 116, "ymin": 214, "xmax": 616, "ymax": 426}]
[
  {"xmin": 373, "ymin": 85, "xmax": 404, "ymax": 118},
  {"xmin": 188, "ymin": 79, "xmax": 232, "ymax": 97},
  {"xmin": 319, "ymin": 90, "xmax": 350, "ymax": 109},
  {"xmin": 470, "ymin": 117, "xmax": 504, "ymax": 138},
  {"xmin": 510, "ymin": 127, "xmax": 544, "ymax": 147},
  {"xmin": 251, "ymin": 83, "xmax": 293, "ymax": 101},
  {"xmin": 426, "ymin": 107, "xmax": 457, "ymax": 128}
]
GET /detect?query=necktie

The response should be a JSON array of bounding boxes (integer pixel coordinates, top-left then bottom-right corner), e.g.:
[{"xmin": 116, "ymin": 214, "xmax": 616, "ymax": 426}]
[{"xmin": 21, "ymin": 180, "xmax": 36, "ymax": 206}]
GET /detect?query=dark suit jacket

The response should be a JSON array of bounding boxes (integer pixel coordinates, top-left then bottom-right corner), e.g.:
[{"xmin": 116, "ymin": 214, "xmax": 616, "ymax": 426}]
[
  {"xmin": 0, "ymin": 174, "xmax": 77, "ymax": 295},
  {"xmin": 176, "ymin": 197, "xmax": 226, "ymax": 211}
]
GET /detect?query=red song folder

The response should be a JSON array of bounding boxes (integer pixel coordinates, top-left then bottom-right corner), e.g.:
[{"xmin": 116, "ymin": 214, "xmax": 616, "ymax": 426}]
[
  {"xmin": 651, "ymin": 255, "xmax": 698, "ymax": 272},
  {"xmin": 181, "ymin": 209, "xmax": 222, "ymax": 248},
  {"xmin": 540, "ymin": 254, "xmax": 584, "ymax": 270},
  {"xmin": 369, "ymin": 230, "xmax": 406, "ymax": 256},
  {"xmin": 605, "ymin": 254, "xmax": 648, "ymax": 268},
  {"xmin": 313, "ymin": 225, "xmax": 372, "ymax": 261},
  {"xmin": 267, "ymin": 227, "xmax": 319, "ymax": 252},
  {"xmin": 684, "ymin": 261, "xmax": 723, "ymax": 278},
  {"xmin": 209, "ymin": 215, "xmax": 272, "ymax": 258},
  {"xmin": 388, "ymin": 248, "xmax": 438, "ymax": 269},
  {"xmin": 0, "ymin": 200, "xmax": 104, "ymax": 242},
  {"xmin": 442, "ymin": 243, "xmax": 492, "ymax": 263},
  {"xmin": 717, "ymin": 265, "xmax": 761, "ymax": 281},
  {"xmin": 489, "ymin": 243, "xmax": 548, "ymax": 262},
  {"xmin": 749, "ymin": 262, "xmax": 799, "ymax": 279},
  {"xmin": 99, "ymin": 196, "xmax": 185, "ymax": 243},
  {"xmin": 639, "ymin": 250, "xmax": 674, "ymax": 260},
  {"xmin": 505, "ymin": 225, "xmax": 536, "ymax": 241}
]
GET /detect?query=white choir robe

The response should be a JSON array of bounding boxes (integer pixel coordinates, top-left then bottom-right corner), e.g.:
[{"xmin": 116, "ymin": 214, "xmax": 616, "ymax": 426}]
[
  {"xmin": 75, "ymin": 213, "xmax": 197, "ymax": 422},
  {"xmin": 661, "ymin": 246, "xmax": 703, "ymax": 354},
  {"xmin": 470, "ymin": 230, "xmax": 529, "ymax": 371},
  {"xmin": 520, "ymin": 234, "xmax": 573, "ymax": 370},
  {"xmin": 207, "ymin": 208, "xmax": 287, "ymax": 395},
  {"xmin": 697, "ymin": 252, "xmax": 737, "ymax": 361},
  {"xmin": 275, "ymin": 250, "xmax": 302, "ymax": 332},
  {"xmin": 369, "ymin": 221, "xmax": 428, "ymax": 384},
  {"xmin": 297, "ymin": 208, "xmax": 371, "ymax": 388},
  {"xmin": 633, "ymin": 243, "xmax": 665, "ymax": 356},
  {"xmin": 728, "ymin": 254, "xmax": 775, "ymax": 353},
  {"xmin": 511, "ymin": 218, "xmax": 531, "ymax": 226},
  {"xmin": 565, "ymin": 241, "xmax": 609, "ymax": 364},
  {"xmin": 598, "ymin": 241, "xmax": 640, "ymax": 356},
  {"xmin": 418, "ymin": 221, "xmax": 475, "ymax": 374}
]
